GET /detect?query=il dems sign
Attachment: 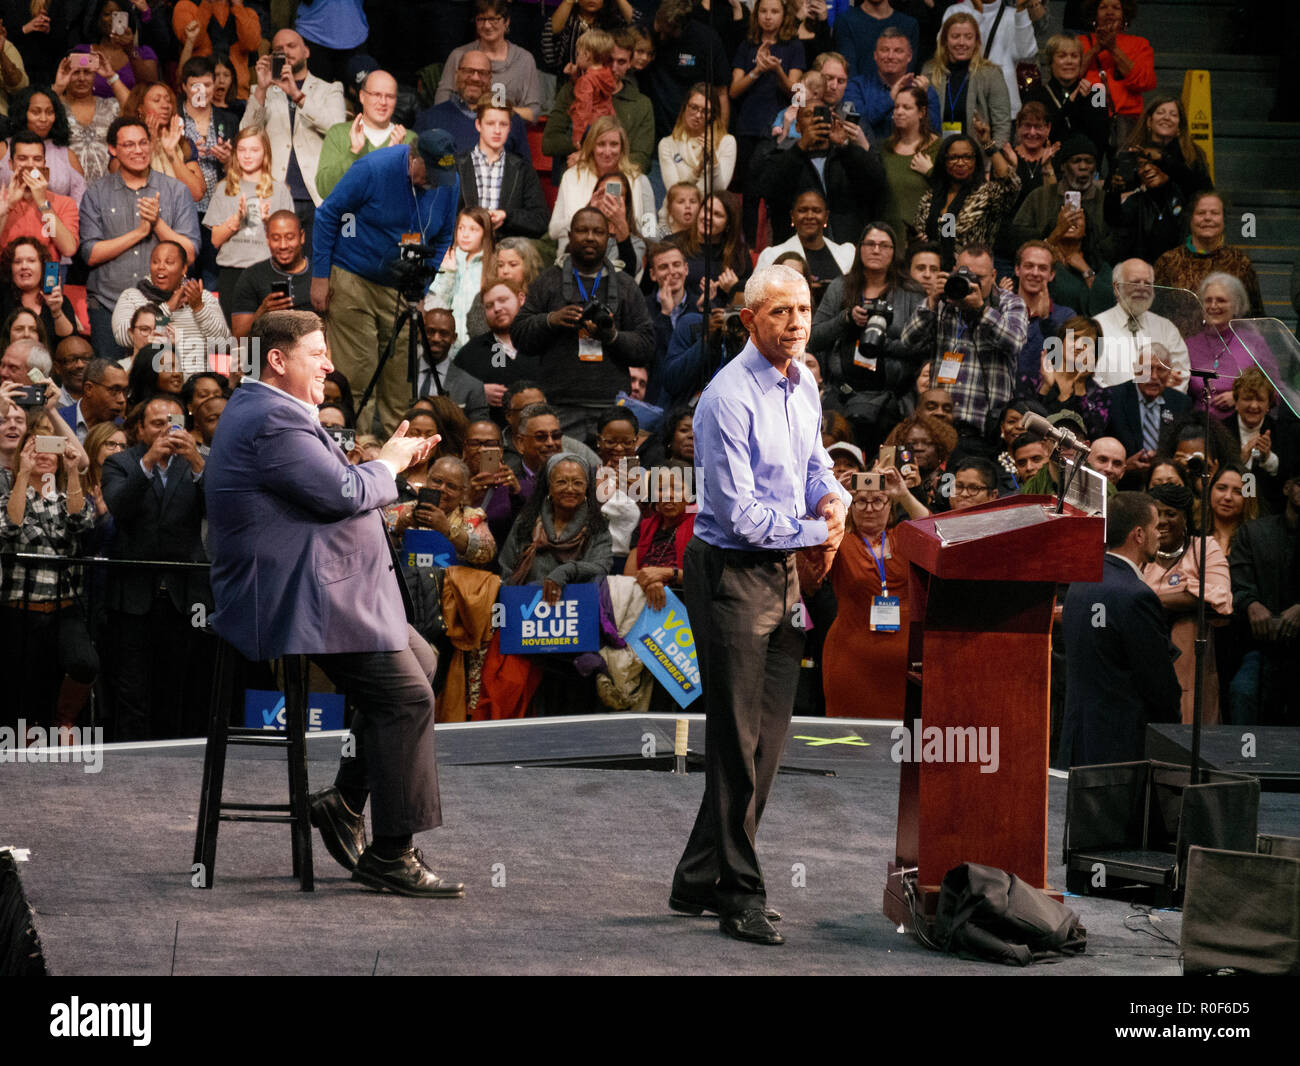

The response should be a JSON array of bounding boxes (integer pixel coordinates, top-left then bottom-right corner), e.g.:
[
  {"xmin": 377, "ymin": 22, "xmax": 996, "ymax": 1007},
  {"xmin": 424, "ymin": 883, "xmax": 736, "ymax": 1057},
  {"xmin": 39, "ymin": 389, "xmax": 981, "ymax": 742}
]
[
  {"xmin": 627, "ymin": 589, "xmax": 701, "ymax": 707},
  {"xmin": 499, "ymin": 584, "xmax": 599, "ymax": 654}
]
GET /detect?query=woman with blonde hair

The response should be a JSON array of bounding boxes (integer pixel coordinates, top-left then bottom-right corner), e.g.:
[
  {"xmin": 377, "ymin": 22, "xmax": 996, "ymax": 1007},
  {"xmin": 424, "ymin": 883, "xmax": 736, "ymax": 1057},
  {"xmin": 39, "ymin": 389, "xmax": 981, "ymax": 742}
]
[
  {"xmin": 657, "ymin": 83, "xmax": 735, "ymax": 208},
  {"xmin": 547, "ymin": 116, "xmax": 655, "ymax": 247},
  {"xmin": 922, "ymin": 11, "xmax": 1011, "ymax": 149},
  {"xmin": 202, "ymin": 126, "xmax": 293, "ymax": 320}
]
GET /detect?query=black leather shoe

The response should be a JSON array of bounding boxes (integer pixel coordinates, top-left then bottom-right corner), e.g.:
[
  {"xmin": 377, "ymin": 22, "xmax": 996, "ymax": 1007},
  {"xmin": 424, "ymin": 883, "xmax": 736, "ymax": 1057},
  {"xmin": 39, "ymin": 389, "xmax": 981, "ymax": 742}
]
[
  {"xmin": 720, "ymin": 908, "xmax": 784, "ymax": 945},
  {"xmin": 351, "ymin": 847, "xmax": 465, "ymax": 898},
  {"xmin": 670, "ymin": 891, "xmax": 782, "ymax": 922},
  {"xmin": 309, "ymin": 787, "xmax": 367, "ymax": 872}
]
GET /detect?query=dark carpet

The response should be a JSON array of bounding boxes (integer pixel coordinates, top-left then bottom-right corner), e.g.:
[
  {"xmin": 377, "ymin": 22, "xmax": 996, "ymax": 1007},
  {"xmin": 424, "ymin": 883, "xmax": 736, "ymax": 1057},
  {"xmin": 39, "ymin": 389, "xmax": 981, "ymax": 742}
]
[{"xmin": 4, "ymin": 716, "xmax": 1297, "ymax": 976}]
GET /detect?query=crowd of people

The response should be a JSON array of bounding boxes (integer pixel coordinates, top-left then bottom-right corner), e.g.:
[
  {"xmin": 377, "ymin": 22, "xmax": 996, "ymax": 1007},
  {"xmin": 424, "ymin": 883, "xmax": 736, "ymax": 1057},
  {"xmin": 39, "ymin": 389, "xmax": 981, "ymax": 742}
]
[{"xmin": 0, "ymin": 0, "xmax": 1295, "ymax": 753}]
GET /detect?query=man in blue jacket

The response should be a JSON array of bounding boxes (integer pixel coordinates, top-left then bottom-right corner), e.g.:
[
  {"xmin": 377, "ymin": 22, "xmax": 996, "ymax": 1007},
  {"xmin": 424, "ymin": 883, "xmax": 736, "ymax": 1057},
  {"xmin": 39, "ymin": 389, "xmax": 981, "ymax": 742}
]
[
  {"xmin": 205, "ymin": 310, "xmax": 464, "ymax": 898},
  {"xmin": 311, "ymin": 129, "xmax": 459, "ymax": 435}
]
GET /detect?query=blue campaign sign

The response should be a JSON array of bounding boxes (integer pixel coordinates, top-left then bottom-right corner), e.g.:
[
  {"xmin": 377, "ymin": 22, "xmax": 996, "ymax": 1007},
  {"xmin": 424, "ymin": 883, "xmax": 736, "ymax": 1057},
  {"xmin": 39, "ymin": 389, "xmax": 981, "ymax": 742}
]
[
  {"xmin": 626, "ymin": 589, "xmax": 701, "ymax": 708},
  {"xmin": 402, "ymin": 529, "xmax": 458, "ymax": 569},
  {"xmin": 244, "ymin": 690, "xmax": 346, "ymax": 732},
  {"xmin": 499, "ymin": 583, "xmax": 599, "ymax": 654}
]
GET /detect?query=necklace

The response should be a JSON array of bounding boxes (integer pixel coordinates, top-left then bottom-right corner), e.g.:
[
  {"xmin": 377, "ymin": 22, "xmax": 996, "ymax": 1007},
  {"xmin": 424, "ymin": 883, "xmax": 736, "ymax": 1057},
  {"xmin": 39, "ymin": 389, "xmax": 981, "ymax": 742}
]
[{"xmin": 1155, "ymin": 544, "xmax": 1185, "ymax": 566}]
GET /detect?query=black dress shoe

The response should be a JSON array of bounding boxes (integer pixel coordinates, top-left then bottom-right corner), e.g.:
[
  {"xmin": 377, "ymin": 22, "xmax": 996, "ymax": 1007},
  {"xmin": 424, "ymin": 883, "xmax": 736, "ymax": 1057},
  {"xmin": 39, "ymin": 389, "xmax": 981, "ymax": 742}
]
[
  {"xmin": 720, "ymin": 908, "xmax": 785, "ymax": 945},
  {"xmin": 309, "ymin": 787, "xmax": 367, "ymax": 872},
  {"xmin": 351, "ymin": 847, "xmax": 465, "ymax": 899},
  {"xmin": 670, "ymin": 891, "xmax": 782, "ymax": 922}
]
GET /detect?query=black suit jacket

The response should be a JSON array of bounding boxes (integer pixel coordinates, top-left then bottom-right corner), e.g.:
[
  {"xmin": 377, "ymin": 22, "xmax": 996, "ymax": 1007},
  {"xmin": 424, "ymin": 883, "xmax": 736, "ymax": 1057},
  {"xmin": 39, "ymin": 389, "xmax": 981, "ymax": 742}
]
[
  {"xmin": 101, "ymin": 442, "xmax": 209, "ymax": 616},
  {"xmin": 760, "ymin": 140, "xmax": 887, "ymax": 246},
  {"xmin": 1103, "ymin": 382, "xmax": 1191, "ymax": 460},
  {"xmin": 455, "ymin": 150, "xmax": 548, "ymax": 239},
  {"xmin": 1060, "ymin": 553, "xmax": 1182, "ymax": 767}
]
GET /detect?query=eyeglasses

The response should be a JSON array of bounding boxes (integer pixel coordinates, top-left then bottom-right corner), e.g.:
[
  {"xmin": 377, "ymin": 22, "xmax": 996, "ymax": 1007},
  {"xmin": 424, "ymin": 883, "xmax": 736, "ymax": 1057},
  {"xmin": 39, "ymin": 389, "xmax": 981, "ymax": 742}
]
[
  {"xmin": 952, "ymin": 482, "xmax": 992, "ymax": 497},
  {"xmin": 476, "ymin": 15, "xmax": 505, "ymax": 24},
  {"xmin": 460, "ymin": 67, "xmax": 492, "ymax": 79},
  {"xmin": 861, "ymin": 240, "xmax": 894, "ymax": 251},
  {"xmin": 90, "ymin": 383, "xmax": 128, "ymax": 396},
  {"xmin": 531, "ymin": 430, "xmax": 564, "ymax": 442},
  {"xmin": 685, "ymin": 103, "xmax": 707, "ymax": 115},
  {"xmin": 856, "ymin": 496, "xmax": 890, "ymax": 509},
  {"xmin": 947, "ymin": 153, "xmax": 976, "ymax": 162}
]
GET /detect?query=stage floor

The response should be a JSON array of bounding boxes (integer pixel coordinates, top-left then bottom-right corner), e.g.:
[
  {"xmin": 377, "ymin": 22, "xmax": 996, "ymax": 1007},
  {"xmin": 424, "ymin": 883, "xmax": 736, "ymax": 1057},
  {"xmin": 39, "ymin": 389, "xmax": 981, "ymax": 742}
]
[{"xmin": 6, "ymin": 715, "xmax": 1299, "ymax": 976}]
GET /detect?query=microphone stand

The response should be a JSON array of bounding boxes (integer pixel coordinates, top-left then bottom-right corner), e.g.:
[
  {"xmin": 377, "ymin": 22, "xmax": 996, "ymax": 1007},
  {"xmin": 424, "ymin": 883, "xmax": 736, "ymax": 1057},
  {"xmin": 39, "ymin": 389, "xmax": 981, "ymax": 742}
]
[
  {"xmin": 1182, "ymin": 360, "xmax": 1219, "ymax": 786},
  {"xmin": 700, "ymin": 2, "xmax": 715, "ymax": 360}
]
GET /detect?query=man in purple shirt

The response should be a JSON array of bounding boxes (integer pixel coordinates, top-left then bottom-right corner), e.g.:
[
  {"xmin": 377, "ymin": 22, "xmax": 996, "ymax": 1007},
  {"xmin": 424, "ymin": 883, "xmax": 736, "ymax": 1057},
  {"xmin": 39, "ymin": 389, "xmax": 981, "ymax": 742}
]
[{"xmin": 670, "ymin": 264, "xmax": 849, "ymax": 946}]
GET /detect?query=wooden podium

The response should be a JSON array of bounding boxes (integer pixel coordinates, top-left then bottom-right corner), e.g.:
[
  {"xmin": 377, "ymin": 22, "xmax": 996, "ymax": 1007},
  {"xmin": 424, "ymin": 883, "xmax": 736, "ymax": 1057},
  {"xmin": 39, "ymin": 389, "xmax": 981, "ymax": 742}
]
[{"xmin": 882, "ymin": 495, "xmax": 1104, "ymax": 927}]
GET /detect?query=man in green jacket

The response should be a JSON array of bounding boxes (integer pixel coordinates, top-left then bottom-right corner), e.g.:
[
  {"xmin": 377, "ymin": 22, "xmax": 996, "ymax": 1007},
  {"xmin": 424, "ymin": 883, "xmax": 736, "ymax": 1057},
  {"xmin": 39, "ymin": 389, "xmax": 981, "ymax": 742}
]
[{"xmin": 316, "ymin": 69, "xmax": 418, "ymax": 199}]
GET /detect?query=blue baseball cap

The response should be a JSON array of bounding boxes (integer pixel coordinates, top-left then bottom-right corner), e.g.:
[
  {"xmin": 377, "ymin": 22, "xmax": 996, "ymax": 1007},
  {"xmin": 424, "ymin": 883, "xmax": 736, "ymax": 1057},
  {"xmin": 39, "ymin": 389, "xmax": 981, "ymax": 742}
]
[{"xmin": 414, "ymin": 129, "xmax": 458, "ymax": 188}]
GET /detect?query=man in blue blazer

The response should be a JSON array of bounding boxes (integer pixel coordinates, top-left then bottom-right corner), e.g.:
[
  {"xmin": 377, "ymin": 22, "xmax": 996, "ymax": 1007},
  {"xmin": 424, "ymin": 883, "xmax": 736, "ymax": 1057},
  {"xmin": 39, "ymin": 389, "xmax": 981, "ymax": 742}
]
[
  {"xmin": 205, "ymin": 310, "xmax": 464, "ymax": 898},
  {"xmin": 1060, "ymin": 492, "xmax": 1182, "ymax": 767}
]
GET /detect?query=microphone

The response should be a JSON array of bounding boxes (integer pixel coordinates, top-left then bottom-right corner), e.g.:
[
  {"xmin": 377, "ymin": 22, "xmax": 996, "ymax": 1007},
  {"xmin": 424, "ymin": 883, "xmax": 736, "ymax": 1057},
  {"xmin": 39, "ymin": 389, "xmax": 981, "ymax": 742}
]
[{"xmin": 1022, "ymin": 411, "xmax": 1092, "ymax": 455}]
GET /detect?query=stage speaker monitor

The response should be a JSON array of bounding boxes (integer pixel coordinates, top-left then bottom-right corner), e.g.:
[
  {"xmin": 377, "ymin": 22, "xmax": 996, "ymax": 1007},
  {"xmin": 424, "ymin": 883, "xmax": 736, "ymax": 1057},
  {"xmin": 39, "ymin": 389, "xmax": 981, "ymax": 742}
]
[{"xmin": 1181, "ymin": 845, "xmax": 1300, "ymax": 976}]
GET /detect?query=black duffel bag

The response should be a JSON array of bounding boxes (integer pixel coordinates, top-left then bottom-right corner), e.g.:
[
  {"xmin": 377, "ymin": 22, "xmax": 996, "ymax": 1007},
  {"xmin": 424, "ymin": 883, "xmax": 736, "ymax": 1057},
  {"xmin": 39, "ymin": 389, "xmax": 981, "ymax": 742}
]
[{"xmin": 933, "ymin": 863, "xmax": 1088, "ymax": 966}]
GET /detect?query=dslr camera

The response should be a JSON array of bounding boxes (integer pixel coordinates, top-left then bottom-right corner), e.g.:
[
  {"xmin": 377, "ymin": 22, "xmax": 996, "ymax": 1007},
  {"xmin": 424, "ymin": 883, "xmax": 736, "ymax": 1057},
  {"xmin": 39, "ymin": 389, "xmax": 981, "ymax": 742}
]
[
  {"xmin": 943, "ymin": 266, "xmax": 982, "ymax": 302},
  {"xmin": 858, "ymin": 298, "xmax": 893, "ymax": 352},
  {"xmin": 581, "ymin": 300, "xmax": 615, "ymax": 334}
]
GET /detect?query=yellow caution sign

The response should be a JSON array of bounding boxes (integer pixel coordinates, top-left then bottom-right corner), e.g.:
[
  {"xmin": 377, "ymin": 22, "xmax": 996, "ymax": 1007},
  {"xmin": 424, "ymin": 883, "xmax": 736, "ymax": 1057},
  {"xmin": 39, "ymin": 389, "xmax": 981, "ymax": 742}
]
[{"xmin": 1182, "ymin": 70, "xmax": 1214, "ymax": 186}]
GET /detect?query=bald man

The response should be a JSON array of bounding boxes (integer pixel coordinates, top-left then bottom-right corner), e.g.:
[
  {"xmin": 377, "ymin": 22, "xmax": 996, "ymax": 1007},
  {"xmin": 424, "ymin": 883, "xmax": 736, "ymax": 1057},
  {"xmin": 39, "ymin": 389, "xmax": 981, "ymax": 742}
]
[
  {"xmin": 241, "ymin": 29, "xmax": 347, "ymax": 250},
  {"xmin": 316, "ymin": 69, "xmax": 418, "ymax": 199},
  {"xmin": 1088, "ymin": 436, "xmax": 1127, "ymax": 485}
]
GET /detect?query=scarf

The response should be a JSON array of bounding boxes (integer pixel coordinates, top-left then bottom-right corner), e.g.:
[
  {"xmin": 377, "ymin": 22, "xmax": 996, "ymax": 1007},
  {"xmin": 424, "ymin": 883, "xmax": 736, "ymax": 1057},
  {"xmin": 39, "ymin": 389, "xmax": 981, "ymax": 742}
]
[{"xmin": 509, "ymin": 499, "xmax": 591, "ymax": 586}]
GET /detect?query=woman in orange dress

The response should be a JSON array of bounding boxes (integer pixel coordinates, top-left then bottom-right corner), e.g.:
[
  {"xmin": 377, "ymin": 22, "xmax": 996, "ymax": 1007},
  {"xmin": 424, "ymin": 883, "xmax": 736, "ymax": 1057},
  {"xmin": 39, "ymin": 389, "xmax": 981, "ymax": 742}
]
[{"xmin": 820, "ymin": 466, "xmax": 930, "ymax": 719}]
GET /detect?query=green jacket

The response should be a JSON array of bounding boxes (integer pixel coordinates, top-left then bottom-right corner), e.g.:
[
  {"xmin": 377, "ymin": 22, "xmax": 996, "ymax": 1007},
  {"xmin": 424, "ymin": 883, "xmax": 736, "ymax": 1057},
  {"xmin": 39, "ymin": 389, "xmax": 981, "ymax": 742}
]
[
  {"xmin": 316, "ymin": 122, "xmax": 419, "ymax": 200},
  {"xmin": 542, "ymin": 80, "xmax": 654, "ymax": 176}
]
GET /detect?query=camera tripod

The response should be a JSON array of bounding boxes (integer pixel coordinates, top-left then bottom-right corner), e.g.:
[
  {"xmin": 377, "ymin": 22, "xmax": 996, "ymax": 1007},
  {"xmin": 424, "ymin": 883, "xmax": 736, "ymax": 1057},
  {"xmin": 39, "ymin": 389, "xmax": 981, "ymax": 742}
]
[{"xmin": 356, "ymin": 285, "xmax": 444, "ymax": 429}]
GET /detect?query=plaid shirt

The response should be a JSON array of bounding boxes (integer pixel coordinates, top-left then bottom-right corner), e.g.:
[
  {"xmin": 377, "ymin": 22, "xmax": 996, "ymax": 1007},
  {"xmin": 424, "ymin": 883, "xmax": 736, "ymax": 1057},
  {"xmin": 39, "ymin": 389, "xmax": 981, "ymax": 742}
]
[
  {"xmin": 900, "ymin": 288, "xmax": 1029, "ymax": 438},
  {"xmin": 0, "ymin": 488, "xmax": 95, "ymax": 603},
  {"xmin": 470, "ymin": 146, "xmax": 506, "ymax": 211}
]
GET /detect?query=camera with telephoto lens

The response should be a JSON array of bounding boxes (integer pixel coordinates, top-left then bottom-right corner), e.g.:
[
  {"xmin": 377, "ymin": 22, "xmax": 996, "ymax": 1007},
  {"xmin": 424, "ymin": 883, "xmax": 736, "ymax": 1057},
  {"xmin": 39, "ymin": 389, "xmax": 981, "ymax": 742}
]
[
  {"xmin": 943, "ymin": 266, "xmax": 981, "ymax": 302},
  {"xmin": 581, "ymin": 300, "xmax": 614, "ymax": 334},
  {"xmin": 858, "ymin": 297, "xmax": 893, "ymax": 352}
]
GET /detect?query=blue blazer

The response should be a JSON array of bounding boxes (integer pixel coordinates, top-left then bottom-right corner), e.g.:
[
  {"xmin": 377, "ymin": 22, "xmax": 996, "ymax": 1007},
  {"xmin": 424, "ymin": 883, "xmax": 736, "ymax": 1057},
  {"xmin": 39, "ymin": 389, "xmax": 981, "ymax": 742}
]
[
  {"xmin": 1059, "ymin": 553, "xmax": 1182, "ymax": 768},
  {"xmin": 204, "ymin": 383, "xmax": 408, "ymax": 661}
]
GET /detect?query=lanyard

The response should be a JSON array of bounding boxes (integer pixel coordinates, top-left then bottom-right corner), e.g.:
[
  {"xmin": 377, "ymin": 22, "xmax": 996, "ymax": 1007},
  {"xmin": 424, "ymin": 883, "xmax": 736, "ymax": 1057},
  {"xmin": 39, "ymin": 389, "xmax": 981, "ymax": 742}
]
[
  {"xmin": 573, "ymin": 267, "xmax": 603, "ymax": 303},
  {"xmin": 946, "ymin": 73, "xmax": 969, "ymax": 120},
  {"xmin": 863, "ymin": 531, "xmax": 889, "ymax": 597}
]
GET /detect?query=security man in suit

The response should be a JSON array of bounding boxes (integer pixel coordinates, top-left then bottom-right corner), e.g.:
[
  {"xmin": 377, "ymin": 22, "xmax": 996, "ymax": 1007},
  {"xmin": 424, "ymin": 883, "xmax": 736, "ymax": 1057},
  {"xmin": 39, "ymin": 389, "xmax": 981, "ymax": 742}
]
[
  {"xmin": 205, "ymin": 310, "xmax": 464, "ymax": 898},
  {"xmin": 101, "ymin": 393, "xmax": 212, "ymax": 740},
  {"xmin": 1060, "ymin": 491, "xmax": 1182, "ymax": 767}
]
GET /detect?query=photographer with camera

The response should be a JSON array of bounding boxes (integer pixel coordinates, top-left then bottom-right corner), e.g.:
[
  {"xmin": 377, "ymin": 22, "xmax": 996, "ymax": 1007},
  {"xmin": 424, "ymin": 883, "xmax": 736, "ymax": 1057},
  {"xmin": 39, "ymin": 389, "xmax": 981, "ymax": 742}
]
[
  {"xmin": 657, "ymin": 290, "xmax": 753, "ymax": 411},
  {"xmin": 311, "ymin": 130, "xmax": 459, "ymax": 436},
  {"xmin": 510, "ymin": 206, "xmax": 653, "ymax": 444},
  {"xmin": 810, "ymin": 221, "xmax": 923, "ymax": 455},
  {"xmin": 900, "ymin": 241, "xmax": 1028, "ymax": 450},
  {"xmin": 762, "ymin": 102, "xmax": 886, "ymax": 248}
]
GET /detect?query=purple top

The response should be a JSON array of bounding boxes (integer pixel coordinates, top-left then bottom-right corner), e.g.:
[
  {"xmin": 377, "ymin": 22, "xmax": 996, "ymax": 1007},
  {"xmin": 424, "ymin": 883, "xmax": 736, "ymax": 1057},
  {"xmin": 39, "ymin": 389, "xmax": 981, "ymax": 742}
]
[
  {"xmin": 73, "ymin": 43, "xmax": 159, "ymax": 99},
  {"xmin": 1187, "ymin": 327, "xmax": 1256, "ymax": 419}
]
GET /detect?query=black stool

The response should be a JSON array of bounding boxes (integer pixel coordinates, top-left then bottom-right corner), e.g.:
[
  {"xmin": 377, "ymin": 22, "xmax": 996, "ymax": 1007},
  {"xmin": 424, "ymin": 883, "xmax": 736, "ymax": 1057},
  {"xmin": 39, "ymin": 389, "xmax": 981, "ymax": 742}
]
[{"xmin": 193, "ymin": 640, "xmax": 314, "ymax": 890}]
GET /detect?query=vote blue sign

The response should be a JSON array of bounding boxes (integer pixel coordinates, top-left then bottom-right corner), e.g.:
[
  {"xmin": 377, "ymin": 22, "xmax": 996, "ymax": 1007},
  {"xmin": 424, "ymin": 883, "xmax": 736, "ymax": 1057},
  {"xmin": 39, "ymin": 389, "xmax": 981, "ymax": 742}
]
[
  {"xmin": 402, "ymin": 529, "xmax": 458, "ymax": 569},
  {"xmin": 243, "ymin": 690, "xmax": 345, "ymax": 731},
  {"xmin": 626, "ymin": 589, "xmax": 701, "ymax": 707},
  {"xmin": 499, "ymin": 583, "xmax": 599, "ymax": 654}
]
